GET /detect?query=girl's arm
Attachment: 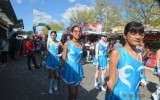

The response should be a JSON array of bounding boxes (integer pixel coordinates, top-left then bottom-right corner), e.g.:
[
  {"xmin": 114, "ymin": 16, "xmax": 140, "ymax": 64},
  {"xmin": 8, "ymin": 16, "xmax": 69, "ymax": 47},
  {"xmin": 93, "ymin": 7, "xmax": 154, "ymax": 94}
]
[
  {"xmin": 57, "ymin": 42, "xmax": 64, "ymax": 57},
  {"xmin": 95, "ymin": 43, "xmax": 99, "ymax": 60},
  {"xmin": 46, "ymin": 41, "xmax": 49, "ymax": 51},
  {"xmin": 107, "ymin": 49, "xmax": 120, "ymax": 93},
  {"xmin": 60, "ymin": 42, "xmax": 68, "ymax": 68},
  {"xmin": 95, "ymin": 43, "xmax": 99, "ymax": 65},
  {"xmin": 140, "ymin": 51, "xmax": 147, "ymax": 87},
  {"xmin": 142, "ymin": 47, "xmax": 147, "ymax": 58}
]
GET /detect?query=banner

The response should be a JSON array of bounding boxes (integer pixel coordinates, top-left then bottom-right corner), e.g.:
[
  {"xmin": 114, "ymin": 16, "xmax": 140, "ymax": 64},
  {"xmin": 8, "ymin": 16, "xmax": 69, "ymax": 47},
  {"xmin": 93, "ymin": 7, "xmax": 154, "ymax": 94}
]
[
  {"xmin": 87, "ymin": 23, "xmax": 103, "ymax": 31},
  {"xmin": 66, "ymin": 22, "xmax": 103, "ymax": 34},
  {"xmin": 47, "ymin": 30, "xmax": 63, "ymax": 42}
]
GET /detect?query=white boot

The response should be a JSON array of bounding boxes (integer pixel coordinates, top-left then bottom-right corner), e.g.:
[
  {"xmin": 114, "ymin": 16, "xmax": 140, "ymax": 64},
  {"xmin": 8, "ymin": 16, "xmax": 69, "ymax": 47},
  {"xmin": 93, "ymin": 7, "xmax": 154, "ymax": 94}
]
[
  {"xmin": 48, "ymin": 79, "xmax": 53, "ymax": 94},
  {"xmin": 94, "ymin": 78, "xmax": 99, "ymax": 89},
  {"xmin": 100, "ymin": 80, "xmax": 106, "ymax": 91},
  {"xmin": 54, "ymin": 79, "xmax": 58, "ymax": 91},
  {"xmin": 157, "ymin": 89, "xmax": 160, "ymax": 100},
  {"xmin": 152, "ymin": 89, "xmax": 160, "ymax": 100}
]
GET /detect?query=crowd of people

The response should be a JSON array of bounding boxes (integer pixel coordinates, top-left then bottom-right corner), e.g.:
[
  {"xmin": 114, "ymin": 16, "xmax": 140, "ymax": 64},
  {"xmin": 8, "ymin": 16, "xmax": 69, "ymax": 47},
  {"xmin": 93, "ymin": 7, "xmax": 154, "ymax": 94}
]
[{"xmin": 0, "ymin": 21, "xmax": 160, "ymax": 100}]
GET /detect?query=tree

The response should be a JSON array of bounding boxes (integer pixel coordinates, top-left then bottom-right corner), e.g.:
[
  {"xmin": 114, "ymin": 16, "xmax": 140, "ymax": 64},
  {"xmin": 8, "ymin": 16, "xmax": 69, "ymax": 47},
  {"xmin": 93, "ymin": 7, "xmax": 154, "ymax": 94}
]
[
  {"xmin": 70, "ymin": 7, "xmax": 96, "ymax": 24},
  {"xmin": 122, "ymin": 0, "xmax": 160, "ymax": 28},
  {"xmin": 94, "ymin": 0, "xmax": 122, "ymax": 31},
  {"xmin": 69, "ymin": 0, "xmax": 122, "ymax": 31}
]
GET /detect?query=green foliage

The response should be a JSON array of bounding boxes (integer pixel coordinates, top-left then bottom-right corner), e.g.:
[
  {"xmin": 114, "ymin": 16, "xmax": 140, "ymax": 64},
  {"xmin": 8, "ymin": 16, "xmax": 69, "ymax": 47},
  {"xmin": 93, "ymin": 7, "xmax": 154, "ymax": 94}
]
[
  {"xmin": 69, "ymin": 0, "xmax": 122, "ymax": 31},
  {"xmin": 70, "ymin": 7, "xmax": 96, "ymax": 24},
  {"xmin": 42, "ymin": 23, "xmax": 65, "ymax": 35},
  {"xmin": 122, "ymin": 0, "xmax": 160, "ymax": 28}
]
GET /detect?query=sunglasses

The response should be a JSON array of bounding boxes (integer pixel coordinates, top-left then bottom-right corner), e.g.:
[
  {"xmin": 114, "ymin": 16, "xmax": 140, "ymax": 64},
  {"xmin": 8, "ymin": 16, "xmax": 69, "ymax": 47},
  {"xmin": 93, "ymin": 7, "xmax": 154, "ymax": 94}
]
[
  {"xmin": 73, "ymin": 30, "xmax": 82, "ymax": 33},
  {"xmin": 102, "ymin": 35, "xmax": 107, "ymax": 37}
]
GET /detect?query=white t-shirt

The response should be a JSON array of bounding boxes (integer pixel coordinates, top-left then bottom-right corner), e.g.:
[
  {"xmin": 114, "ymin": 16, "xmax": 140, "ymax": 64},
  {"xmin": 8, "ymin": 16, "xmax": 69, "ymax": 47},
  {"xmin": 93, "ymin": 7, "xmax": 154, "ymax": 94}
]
[{"xmin": 113, "ymin": 42, "xmax": 122, "ymax": 49}]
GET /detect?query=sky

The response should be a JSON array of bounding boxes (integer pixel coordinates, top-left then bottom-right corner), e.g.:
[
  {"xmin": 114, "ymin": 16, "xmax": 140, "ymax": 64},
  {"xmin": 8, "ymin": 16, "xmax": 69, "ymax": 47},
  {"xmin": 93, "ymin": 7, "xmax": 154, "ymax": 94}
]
[{"xmin": 10, "ymin": 0, "xmax": 121, "ymax": 32}]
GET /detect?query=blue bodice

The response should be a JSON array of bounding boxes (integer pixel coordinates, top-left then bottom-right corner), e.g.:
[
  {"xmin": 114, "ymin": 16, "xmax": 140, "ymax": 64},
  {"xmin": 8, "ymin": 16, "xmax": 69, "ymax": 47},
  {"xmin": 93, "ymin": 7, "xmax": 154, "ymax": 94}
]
[
  {"xmin": 98, "ymin": 42, "xmax": 108, "ymax": 56},
  {"xmin": 48, "ymin": 41, "xmax": 59, "ymax": 55},
  {"xmin": 66, "ymin": 41, "xmax": 83, "ymax": 64},
  {"xmin": 115, "ymin": 48, "xmax": 144, "ymax": 91}
]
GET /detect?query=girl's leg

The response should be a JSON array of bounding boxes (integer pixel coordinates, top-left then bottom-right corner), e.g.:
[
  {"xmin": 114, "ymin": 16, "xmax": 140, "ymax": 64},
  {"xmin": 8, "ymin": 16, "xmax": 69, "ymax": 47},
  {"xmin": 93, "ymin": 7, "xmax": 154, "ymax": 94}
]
[
  {"xmin": 53, "ymin": 69, "xmax": 58, "ymax": 91},
  {"xmin": 94, "ymin": 66, "xmax": 99, "ymax": 89},
  {"xmin": 100, "ymin": 69, "xmax": 106, "ymax": 91},
  {"xmin": 75, "ymin": 84, "xmax": 80, "ymax": 100},
  {"xmin": 48, "ymin": 69, "xmax": 54, "ymax": 94},
  {"xmin": 67, "ymin": 84, "xmax": 75, "ymax": 100}
]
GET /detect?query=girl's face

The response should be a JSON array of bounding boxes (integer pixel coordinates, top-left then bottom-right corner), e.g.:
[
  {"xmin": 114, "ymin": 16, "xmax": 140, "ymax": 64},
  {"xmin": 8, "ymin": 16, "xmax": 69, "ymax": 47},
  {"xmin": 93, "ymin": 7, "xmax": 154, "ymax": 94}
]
[
  {"xmin": 50, "ymin": 33, "xmax": 57, "ymax": 40},
  {"xmin": 101, "ymin": 35, "xmax": 107, "ymax": 41},
  {"xmin": 125, "ymin": 32, "xmax": 144, "ymax": 47},
  {"xmin": 71, "ymin": 27, "xmax": 81, "ymax": 40},
  {"xmin": 67, "ymin": 36, "xmax": 70, "ymax": 40}
]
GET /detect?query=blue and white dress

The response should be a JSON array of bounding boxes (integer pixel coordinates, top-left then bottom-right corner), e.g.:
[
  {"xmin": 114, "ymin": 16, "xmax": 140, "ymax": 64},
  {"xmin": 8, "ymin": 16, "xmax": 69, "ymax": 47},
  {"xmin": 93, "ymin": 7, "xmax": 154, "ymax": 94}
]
[
  {"xmin": 105, "ymin": 48, "xmax": 144, "ymax": 100},
  {"xmin": 45, "ymin": 41, "xmax": 60, "ymax": 70},
  {"xmin": 96, "ymin": 42, "xmax": 108, "ymax": 69},
  {"xmin": 61, "ymin": 41, "xmax": 84, "ymax": 86}
]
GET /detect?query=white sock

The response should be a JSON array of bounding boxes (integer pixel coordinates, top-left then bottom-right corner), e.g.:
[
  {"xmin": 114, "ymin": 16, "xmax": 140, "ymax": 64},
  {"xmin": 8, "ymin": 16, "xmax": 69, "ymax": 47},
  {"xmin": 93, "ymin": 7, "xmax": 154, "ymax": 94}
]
[
  {"xmin": 54, "ymin": 79, "xmax": 57, "ymax": 91},
  {"xmin": 49, "ymin": 79, "xmax": 52, "ymax": 93},
  {"xmin": 101, "ymin": 80, "xmax": 106, "ymax": 91}
]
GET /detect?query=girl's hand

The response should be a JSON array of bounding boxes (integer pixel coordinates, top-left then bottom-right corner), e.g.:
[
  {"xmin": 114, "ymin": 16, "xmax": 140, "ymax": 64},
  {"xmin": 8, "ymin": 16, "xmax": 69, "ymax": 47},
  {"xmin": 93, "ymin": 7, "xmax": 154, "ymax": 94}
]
[
  {"xmin": 78, "ymin": 60, "xmax": 83, "ymax": 65},
  {"xmin": 140, "ymin": 82, "xmax": 146, "ymax": 87},
  {"xmin": 140, "ymin": 75, "xmax": 147, "ymax": 87},
  {"xmin": 158, "ymin": 71, "xmax": 160, "ymax": 76},
  {"xmin": 55, "ymin": 54, "xmax": 59, "ymax": 57}
]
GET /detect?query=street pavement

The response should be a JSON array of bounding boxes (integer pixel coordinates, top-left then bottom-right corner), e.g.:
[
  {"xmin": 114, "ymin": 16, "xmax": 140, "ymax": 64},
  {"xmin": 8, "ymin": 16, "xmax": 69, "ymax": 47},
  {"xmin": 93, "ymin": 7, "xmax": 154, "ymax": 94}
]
[{"xmin": 0, "ymin": 53, "xmax": 159, "ymax": 100}]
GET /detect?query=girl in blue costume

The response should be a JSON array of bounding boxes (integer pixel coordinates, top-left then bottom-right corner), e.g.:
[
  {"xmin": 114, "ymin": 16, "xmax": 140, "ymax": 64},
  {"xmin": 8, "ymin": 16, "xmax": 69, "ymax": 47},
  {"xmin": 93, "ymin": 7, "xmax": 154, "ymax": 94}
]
[
  {"xmin": 94, "ymin": 33, "xmax": 109, "ymax": 91},
  {"xmin": 61, "ymin": 25, "xmax": 84, "ymax": 100},
  {"xmin": 106, "ymin": 21, "xmax": 147, "ymax": 100},
  {"xmin": 45, "ymin": 31, "xmax": 63, "ymax": 94},
  {"xmin": 152, "ymin": 49, "xmax": 160, "ymax": 100}
]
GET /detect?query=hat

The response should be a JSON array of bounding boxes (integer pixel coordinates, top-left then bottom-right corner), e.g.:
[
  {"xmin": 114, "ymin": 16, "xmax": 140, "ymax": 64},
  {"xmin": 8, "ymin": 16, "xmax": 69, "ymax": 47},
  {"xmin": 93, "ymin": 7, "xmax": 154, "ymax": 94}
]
[
  {"xmin": 116, "ymin": 40, "xmax": 120, "ymax": 43},
  {"xmin": 101, "ymin": 32, "xmax": 106, "ymax": 36}
]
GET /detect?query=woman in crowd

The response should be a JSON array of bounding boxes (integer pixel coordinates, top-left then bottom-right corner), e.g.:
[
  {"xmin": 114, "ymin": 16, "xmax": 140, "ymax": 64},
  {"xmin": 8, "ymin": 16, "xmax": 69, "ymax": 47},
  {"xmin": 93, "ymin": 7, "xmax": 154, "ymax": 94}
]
[
  {"xmin": 40, "ymin": 35, "xmax": 47, "ymax": 67},
  {"xmin": 25, "ymin": 36, "xmax": 39, "ymax": 70},
  {"xmin": 152, "ymin": 49, "xmax": 160, "ymax": 100},
  {"xmin": 94, "ymin": 33, "xmax": 109, "ymax": 91},
  {"xmin": 45, "ymin": 31, "xmax": 63, "ymax": 94},
  {"xmin": 0, "ymin": 34, "xmax": 9, "ymax": 67},
  {"xmin": 106, "ymin": 21, "xmax": 146, "ymax": 100},
  {"xmin": 61, "ymin": 25, "xmax": 84, "ymax": 100}
]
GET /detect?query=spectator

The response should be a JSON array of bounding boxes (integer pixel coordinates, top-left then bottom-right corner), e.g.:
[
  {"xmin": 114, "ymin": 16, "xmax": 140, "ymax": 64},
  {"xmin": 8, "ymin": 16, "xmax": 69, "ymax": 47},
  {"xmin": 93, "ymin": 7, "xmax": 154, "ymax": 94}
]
[
  {"xmin": 40, "ymin": 35, "xmax": 47, "ymax": 67},
  {"xmin": 25, "ymin": 36, "xmax": 39, "ymax": 70},
  {"xmin": 0, "ymin": 34, "xmax": 9, "ymax": 67},
  {"xmin": 113, "ymin": 40, "xmax": 122, "ymax": 50}
]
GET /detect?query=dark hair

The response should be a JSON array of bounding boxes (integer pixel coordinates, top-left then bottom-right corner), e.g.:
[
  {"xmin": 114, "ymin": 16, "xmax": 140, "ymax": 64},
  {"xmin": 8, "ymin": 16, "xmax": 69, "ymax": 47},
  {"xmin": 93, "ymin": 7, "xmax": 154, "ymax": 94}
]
[
  {"xmin": 124, "ymin": 21, "xmax": 144, "ymax": 35},
  {"xmin": 50, "ymin": 31, "xmax": 57, "ymax": 36},
  {"xmin": 71, "ymin": 25, "xmax": 82, "ymax": 32}
]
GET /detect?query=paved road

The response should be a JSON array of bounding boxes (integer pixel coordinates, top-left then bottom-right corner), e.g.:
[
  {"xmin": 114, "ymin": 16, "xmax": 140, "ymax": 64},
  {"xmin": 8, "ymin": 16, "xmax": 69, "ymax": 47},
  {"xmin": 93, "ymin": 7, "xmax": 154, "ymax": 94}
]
[{"xmin": 0, "ymin": 54, "xmax": 159, "ymax": 100}]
